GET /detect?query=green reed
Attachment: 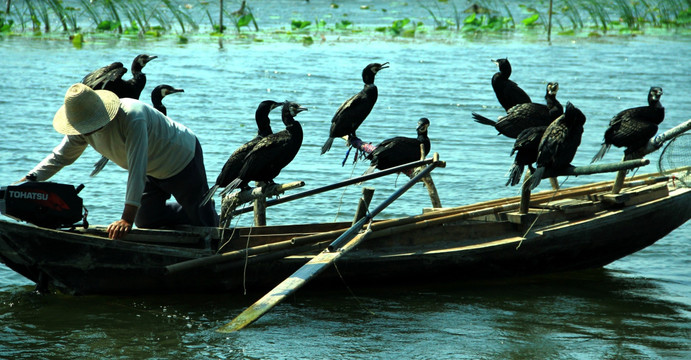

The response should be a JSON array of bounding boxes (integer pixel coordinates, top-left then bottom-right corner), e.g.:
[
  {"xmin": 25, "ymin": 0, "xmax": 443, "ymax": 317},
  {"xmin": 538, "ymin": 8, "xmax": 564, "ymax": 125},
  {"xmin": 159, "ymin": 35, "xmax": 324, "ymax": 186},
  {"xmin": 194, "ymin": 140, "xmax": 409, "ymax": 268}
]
[{"xmin": 0, "ymin": 0, "xmax": 688, "ymax": 41}]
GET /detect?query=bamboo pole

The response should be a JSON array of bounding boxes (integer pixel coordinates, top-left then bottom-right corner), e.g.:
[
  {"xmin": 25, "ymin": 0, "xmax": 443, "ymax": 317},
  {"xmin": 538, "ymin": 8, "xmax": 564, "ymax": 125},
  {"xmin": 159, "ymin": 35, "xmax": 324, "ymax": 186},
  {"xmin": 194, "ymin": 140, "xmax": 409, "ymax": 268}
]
[
  {"xmin": 353, "ymin": 187, "xmax": 375, "ymax": 225},
  {"xmin": 253, "ymin": 195, "xmax": 266, "ymax": 226},
  {"xmin": 231, "ymin": 157, "xmax": 442, "ymax": 216},
  {"xmin": 611, "ymin": 155, "xmax": 628, "ymax": 194},
  {"xmin": 638, "ymin": 118, "xmax": 691, "ymax": 156},
  {"xmin": 520, "ymin": 180, "xmax": 531, "ymax": 214},
  {"xmin": 420, "ymin": 147, "xmax": 442, "ymax": 208}
]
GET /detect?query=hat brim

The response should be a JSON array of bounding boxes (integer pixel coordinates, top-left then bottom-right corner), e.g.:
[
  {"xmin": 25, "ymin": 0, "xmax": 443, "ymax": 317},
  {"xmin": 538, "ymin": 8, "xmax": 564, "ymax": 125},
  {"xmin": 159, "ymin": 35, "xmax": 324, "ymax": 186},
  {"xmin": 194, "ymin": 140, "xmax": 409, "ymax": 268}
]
[{"xmin": 53, "ymin": 89, "xmax": 120, "ymax": 135}]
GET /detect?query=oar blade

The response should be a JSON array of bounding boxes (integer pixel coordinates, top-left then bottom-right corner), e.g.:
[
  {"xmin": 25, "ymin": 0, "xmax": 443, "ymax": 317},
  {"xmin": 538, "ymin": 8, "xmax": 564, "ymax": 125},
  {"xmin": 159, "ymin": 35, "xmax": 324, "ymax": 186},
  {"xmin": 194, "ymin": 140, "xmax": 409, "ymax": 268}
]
[
  {"xmin": 217, "ymin": 245, "xmax": 349, "ymax": 333},
  {"xmin": 218, "ymin": 159, "xmax": 441, "ymax": 332}
]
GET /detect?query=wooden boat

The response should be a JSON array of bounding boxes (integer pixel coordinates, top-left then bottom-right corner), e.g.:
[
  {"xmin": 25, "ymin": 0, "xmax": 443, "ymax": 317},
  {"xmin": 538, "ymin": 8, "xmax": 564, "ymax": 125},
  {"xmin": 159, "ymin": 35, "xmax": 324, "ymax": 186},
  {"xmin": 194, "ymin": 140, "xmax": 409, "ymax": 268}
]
[{"xmin": 0, "ymin": 168, "xmax": 689, "ymax": 296}]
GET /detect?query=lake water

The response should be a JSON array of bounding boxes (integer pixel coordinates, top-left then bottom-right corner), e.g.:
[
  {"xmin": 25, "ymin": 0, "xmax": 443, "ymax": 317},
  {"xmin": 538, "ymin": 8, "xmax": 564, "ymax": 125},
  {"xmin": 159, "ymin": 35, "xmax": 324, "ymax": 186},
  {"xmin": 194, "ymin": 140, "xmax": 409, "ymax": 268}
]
[{"xmin": 0, "ymin": 18, "xmax": 690, "ymax": 360}]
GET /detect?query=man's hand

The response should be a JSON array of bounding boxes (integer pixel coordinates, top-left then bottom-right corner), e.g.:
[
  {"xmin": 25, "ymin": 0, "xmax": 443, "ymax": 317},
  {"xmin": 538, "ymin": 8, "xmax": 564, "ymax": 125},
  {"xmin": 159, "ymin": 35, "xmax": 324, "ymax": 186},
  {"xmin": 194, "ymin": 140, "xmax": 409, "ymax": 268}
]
[
  {"xmin": 107, "ymin": 204, "xmax": 138, "ymax": 240},
  {"xmin": 107, "ymin": 219, "xmax": 132, "ymax": 240}
]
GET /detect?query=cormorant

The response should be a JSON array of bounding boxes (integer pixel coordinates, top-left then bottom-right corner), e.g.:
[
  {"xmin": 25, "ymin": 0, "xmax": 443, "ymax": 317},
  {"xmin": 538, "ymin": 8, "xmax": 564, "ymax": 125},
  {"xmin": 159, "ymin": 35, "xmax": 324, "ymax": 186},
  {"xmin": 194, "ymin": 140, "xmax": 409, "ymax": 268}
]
[
  {"xmin": 528, "ymin": 102, "xmax": 587, "ymax": 190},
  {"xmin": 506, "ymin": 126, "xmax": 547, "ymax": 186},
  {"xmin": 151, "ymin": 84, "xmax": 184, "ymax": 116},
  {"xmin": 321, "ymin": 62, "xmax": 389, "ymax": 154},
  {"xmin": 473, "ymin": 82, "xmax": 562, "ymax": 139},
  {"xmin": 200, "ymin": 100, "xmax": 282, "ymax": 206},
  {"xmin": 90, "ymin": 83, "xmax": 183, "ymax": 177},
  {"xmin": 220, "ymin": 101, "xmax": 308, "ymax": 196},
  {"xmin": 81, "ymin": 54, "xmax": 157, "ymax": 99},
  {"xmin": 491, "ymin": 58, "xmax": 532, "ymax": 112},
  {"xmin": 364, "ymin": 118, "xmax": 431, "ymax": 174},
  {"xmin": 591, "ymin": 86, "xmax": 664, "ymax": 162}
]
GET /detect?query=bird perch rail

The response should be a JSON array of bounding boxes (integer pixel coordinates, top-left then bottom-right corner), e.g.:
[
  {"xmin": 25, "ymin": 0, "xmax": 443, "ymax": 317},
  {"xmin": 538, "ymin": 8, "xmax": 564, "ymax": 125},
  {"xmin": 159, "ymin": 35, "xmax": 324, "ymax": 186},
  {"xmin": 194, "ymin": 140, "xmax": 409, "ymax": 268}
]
[
  {"xmin": 220, "ymin": 181, "xmax": 305, "ymax": 228},
  {"xmin": 519, "ymin": 158, "xmax": 650, "ymax": 214},
  {"xmin": 221, "ymin": 154, "xmax": 446, "ymax": 226}
]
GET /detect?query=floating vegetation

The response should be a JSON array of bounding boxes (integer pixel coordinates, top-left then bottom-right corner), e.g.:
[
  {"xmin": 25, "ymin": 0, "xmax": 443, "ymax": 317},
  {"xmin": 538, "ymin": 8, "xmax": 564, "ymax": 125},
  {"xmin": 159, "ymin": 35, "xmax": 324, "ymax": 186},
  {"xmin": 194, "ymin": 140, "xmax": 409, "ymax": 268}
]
[{"xmin": 0, "ymin": 0, "xmax": 688, "ymax": 43}]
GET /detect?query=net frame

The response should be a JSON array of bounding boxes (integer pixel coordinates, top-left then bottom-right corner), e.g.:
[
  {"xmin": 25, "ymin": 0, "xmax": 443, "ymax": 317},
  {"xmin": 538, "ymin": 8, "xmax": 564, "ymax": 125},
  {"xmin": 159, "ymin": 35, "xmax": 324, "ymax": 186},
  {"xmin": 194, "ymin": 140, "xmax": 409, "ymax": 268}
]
[{"xmin": 657, "ymin": 133, "xmax": 691, "ymax": 188}]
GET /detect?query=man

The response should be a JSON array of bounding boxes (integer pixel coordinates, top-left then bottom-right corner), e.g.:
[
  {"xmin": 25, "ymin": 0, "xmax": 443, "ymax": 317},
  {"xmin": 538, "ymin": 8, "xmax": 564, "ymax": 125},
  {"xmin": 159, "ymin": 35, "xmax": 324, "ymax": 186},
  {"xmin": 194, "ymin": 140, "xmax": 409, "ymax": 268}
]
[{"xmin": 24, "ymin": 83, "xmax": 218, "ymax": 239}]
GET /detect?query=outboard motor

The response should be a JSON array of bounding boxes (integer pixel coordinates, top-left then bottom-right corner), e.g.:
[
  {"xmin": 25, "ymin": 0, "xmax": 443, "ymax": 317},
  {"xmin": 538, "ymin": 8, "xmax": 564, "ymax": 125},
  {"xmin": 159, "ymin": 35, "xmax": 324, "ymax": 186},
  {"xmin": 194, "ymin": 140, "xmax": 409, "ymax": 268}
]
[{"xmin": 0, "ymin": 181, "xmax": 88, "ymax": 229}]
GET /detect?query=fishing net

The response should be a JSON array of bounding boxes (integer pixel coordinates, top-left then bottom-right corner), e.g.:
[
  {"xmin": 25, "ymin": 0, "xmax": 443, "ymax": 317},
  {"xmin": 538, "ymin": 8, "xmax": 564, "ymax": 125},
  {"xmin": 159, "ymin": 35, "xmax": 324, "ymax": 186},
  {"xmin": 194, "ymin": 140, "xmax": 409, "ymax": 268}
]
[{"xmin": 657, "ymin": 133, "xmax": 691, "ymax": 188}]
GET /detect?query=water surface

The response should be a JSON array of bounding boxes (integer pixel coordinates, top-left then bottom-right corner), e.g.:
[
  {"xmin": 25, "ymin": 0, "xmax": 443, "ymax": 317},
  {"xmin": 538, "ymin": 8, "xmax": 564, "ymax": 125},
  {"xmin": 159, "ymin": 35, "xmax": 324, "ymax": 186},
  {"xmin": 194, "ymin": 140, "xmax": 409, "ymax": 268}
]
[{"xmin": 0, "ymin": 30, "xmax": 689, "ymax": 359}]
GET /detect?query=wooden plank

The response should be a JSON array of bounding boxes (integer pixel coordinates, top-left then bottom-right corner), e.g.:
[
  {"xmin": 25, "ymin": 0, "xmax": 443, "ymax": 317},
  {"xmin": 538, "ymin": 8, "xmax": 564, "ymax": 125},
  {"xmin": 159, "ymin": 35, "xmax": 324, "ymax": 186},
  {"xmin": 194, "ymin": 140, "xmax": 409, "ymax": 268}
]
[{"xmin": 597, "ymin": 183, "xmax": 669, "ymax": 206}]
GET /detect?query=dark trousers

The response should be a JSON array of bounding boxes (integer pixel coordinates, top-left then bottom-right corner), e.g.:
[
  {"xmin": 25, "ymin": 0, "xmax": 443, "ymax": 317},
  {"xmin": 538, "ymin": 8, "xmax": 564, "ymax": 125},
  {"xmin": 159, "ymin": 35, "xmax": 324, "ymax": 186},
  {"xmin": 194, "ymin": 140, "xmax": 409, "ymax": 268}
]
[{"xmin": 135, "ymin": 139, "xmax": 219, "ymax": 228}]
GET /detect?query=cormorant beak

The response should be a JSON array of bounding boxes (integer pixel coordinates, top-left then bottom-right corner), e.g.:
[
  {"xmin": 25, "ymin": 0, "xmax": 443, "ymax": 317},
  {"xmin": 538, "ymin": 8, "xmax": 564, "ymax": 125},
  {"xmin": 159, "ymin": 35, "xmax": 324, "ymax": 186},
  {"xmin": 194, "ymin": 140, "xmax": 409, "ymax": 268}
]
[
  {"xmin": 296, "ymin": 106, "xmax": 308, "ymax": 114},
  {"xmin": 145, "ymin": 55, "xmax": 158, "ymax": 64},
  {"xmin": 162, "ymin": 87, "xmax": 184, "ymax": 97},
  {"xmin": 376, "ymin": 62, "xmax": 390, "ymax": 72},
  {"xmin": 548, "ymin": 82, "xmax": 559, "ymax": 95}
]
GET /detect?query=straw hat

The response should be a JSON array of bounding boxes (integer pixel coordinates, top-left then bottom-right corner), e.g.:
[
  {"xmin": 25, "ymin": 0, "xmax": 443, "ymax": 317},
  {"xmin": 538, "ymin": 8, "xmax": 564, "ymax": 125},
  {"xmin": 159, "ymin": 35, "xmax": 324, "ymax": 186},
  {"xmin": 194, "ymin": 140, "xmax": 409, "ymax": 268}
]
[{"xmin": 53, "ymin": 83, "xmax": 120, "ymax": 135}]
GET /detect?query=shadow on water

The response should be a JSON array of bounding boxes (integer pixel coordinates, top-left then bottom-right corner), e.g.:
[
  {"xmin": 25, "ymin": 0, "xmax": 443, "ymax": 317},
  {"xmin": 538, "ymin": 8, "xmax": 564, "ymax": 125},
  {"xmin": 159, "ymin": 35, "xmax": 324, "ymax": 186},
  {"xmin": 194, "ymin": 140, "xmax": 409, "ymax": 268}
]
[{"xmin": 1, "ymin": 267, "xmax": 688, "ymax": 359}]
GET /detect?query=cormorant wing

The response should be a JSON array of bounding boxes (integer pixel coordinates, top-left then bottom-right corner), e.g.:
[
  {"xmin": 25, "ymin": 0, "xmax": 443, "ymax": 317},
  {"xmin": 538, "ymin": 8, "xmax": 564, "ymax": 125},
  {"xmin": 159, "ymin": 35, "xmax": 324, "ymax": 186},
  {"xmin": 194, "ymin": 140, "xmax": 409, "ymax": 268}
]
[
  {"xmin": 240, "ymin": 131, "xmax": 292, "ymax": 175},
  {"xmin": 215, "ymin": 136, "xmax": 262, "ymax": 187},
  {"xmin": 512, "ymin": 126, "xmax": 546, "ymax": 155},
  {"xmin": 81, "ymin": 62, "xmax": 127, "ymax": 90},
  {"xmin": 329, "ymin": 88, "xmax": 376, "ymax": 137},
  {"xmin": 500, "ymin": 79, "xmax": 532, "ymax": 110},
  {"xmin": 369, "ymin": 137, "xmax": 422, "ymax": 168},
  {"xmin": 498, "ymin": 103, "xmax": 551, "ymax": 138},
  {"xmin": 536, "ymin": 122, "xmax": 568, "ymax": 166}
]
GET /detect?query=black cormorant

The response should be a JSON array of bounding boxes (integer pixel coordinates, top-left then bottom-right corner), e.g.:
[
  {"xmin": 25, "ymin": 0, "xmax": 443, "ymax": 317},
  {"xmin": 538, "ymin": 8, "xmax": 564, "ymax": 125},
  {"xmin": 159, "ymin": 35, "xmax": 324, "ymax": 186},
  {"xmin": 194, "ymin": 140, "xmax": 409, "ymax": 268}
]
[
  {"xmin": 201, "ymin": 100, "xmax": 282, "ymax": 206},
  {"xmin": 321, "ymin": 62, "xmax": 389, "ymax": 154},
  {"xmin": 473, "ymin": 82, "xmax": 562, "ymax": 139},
  {"xmin": 591, "ymin": 86, "xmax": 664, "ymax": 162},
  {"xmin": 528, "ymin": 102, "xmax": 587, "ymax": 190},
  {"xmin": 81, "ymin": 54, "xmax": 157, "ymax": 99},
  {"xmin": 151, "ymin": 84, "xmax": 184, "ymax": 116},
  {"xmin": 364, "ymin": 118, "xmax": 431, "ymax": 174},
  {"xmin": 221, "ymin": 101, "xmax": 308, "ymax": 196},
  {"xmin": 506, "ymin": 126, "xmax": 547, "ymax": 186},
  {"xmin": 491, "ymin": 58, "xmax": 532, "ymax": 112}
]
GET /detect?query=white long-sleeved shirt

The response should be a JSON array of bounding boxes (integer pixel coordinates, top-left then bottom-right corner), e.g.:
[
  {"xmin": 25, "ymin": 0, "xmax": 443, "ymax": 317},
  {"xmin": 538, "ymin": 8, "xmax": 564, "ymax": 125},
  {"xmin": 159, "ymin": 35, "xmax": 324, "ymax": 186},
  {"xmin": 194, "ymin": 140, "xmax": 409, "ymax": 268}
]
[{"xmin": 29, "ymin": 98, "xmax": 197, "ymax": 207}]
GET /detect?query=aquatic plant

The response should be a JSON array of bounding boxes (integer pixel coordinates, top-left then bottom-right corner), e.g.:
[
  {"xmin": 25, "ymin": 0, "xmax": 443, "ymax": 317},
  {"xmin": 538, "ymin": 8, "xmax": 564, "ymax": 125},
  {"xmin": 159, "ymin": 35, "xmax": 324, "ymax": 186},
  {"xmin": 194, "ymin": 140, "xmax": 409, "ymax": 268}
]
[
  {"xmin": 291, "ymin": 19, "xmax": 311, "ymax": 32},
  {"xmin": 0, "ymin": 0, "xmax": 688, "ymax": 42},
  {"xmin": 335, "ymin": 20, "xmax": 353, "ymax": 30}
]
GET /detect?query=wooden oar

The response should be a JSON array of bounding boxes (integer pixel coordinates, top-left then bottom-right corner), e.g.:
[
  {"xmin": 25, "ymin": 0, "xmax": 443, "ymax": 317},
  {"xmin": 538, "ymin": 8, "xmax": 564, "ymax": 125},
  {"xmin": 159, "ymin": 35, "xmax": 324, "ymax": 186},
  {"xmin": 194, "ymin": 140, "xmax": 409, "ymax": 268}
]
[{"xmin": 217, "ymin": 158, "xmax": 443, "ymax": 333}]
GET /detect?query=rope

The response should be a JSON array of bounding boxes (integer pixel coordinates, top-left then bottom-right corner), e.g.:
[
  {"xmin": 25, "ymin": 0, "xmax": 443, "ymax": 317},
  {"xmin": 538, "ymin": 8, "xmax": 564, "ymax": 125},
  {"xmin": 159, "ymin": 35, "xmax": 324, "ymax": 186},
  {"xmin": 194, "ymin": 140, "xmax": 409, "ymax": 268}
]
[
  {"xmin": 333, "ymin": 262, "xmax": 376, "ymax": 316},
  {"xmin": 517, "ymin": 176, "xmax": 570, "ymax": 249},
  {"xmin": 333, "ymin": 162, "xmax": 358, "ymax": 222},
  {"xmin": 242, "ymin": 223, "xmax": 253, "ymax": 296}
]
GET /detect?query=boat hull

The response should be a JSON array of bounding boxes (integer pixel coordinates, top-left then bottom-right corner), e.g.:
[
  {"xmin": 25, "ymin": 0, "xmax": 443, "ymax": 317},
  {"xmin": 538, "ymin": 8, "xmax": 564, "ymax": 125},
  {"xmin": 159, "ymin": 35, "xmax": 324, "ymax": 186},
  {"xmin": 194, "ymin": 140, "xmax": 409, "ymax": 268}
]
[{"xmin": 0, "ymin": 184, "xmax": 689, "ymax": 295}]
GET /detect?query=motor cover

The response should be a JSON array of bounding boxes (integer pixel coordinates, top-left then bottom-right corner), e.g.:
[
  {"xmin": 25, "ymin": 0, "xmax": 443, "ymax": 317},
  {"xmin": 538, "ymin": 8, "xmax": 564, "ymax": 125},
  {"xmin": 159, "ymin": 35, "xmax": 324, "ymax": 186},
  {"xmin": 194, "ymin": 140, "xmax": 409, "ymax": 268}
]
[{"xmin": 0, "ymin": 181, "xmax": 84, "ymax": 228}]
